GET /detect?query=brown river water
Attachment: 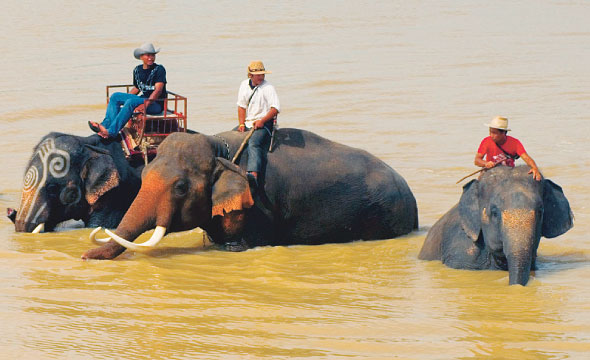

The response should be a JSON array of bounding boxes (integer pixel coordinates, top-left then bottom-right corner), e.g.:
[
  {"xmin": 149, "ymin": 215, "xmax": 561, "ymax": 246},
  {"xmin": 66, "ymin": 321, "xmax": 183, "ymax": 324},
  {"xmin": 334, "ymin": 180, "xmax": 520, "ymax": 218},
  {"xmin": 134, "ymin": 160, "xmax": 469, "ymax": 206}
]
[{"xmin": 1, "ymin": 1, "xmax": 589, "ymax": 359}]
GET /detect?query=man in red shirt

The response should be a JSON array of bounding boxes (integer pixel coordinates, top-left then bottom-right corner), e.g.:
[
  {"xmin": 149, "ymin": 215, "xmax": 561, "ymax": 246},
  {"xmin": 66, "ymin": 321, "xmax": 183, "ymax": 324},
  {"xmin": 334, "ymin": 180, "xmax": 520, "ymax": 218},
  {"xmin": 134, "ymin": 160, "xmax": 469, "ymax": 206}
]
[{"xmin": 474, "ymin": 116, "xmax": 542, "ymax": 181}]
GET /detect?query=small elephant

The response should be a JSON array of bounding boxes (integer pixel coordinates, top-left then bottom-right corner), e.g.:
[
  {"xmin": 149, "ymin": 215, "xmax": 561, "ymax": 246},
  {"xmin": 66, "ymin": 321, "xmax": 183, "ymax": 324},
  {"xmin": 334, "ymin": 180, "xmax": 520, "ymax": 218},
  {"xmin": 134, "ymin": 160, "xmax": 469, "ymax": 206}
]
[
  {"xmin": 83, "ymin": 128, "xmax": 418, "ymax": 260},
  {"xmin": 10, "ymin": 133, "xmax": 142, "ymax": 233},
  {"xmin": 419, "ymin": 165, "xmax": 573, "ymax": 285}
]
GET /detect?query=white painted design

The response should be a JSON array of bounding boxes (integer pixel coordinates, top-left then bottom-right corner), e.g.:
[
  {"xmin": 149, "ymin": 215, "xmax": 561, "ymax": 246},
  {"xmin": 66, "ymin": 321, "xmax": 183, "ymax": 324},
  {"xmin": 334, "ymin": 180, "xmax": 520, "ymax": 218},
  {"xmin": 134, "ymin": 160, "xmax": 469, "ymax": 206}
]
[
  {"xmin": 23, "ymin": 166, "xmax": 39, "ymax": 192},
  {"xmin": 17, "ymin": 138, "xmax": 72, "ymax": 224},
  {"xmin": 32, "ymin": 203, "xmax": 47, "ymax": 224},
  {"xmin": 49, "ymin": 153, "xmax": 70, "ymax": 178}
]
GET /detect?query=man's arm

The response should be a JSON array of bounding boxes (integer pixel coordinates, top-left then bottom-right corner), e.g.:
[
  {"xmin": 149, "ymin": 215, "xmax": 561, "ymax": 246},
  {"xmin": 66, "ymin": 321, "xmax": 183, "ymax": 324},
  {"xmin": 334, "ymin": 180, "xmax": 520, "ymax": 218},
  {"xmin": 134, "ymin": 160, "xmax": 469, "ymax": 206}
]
[
  {"xmin": 474, "ymin": 152, "xmax": 494, "ymax": 168},
  {"xmin": 253, "ymin": 107, "xmax": 279, "ymax": 129},
  {"xmin": 237, "ymin": 106, "xmax": 247, "ymax": 132},
  {"xmin": 520, "ymin": 152, "xmax": 542, "ymax": 181},
  {"xmin": 129, "ymin": 87, "xmax": 140, "ymax": 95},
  {"xmin": 145, "ymin": 82, "xmax": 164, "ymax": 106}
]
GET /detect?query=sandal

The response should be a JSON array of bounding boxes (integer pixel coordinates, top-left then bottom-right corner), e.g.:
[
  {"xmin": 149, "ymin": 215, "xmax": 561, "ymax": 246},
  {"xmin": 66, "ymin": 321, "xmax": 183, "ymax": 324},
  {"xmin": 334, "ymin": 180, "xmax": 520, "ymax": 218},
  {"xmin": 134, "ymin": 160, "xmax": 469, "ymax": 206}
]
[{"xmin": 88, "ymin": 121, "xmax": 100, "ymax": 133}]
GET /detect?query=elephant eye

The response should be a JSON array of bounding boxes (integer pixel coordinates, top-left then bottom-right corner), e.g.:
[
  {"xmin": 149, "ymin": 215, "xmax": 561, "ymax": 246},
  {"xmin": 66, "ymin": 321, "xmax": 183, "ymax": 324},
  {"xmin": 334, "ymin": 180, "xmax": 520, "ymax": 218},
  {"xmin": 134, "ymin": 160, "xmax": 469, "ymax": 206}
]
[
  {"xmin": 173, "ymin": 179, "xmax": 189, "ymax": 197},
  {"xmin": 60, "ymin": 186, "xmax": 81, "ymax": 205}
]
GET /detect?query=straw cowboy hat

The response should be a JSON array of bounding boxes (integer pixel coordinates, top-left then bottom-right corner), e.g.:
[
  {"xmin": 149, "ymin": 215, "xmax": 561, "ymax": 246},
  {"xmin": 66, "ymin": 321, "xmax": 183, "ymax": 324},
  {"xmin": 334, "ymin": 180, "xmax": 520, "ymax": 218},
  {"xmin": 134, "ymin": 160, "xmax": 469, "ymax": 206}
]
[
  {"xmin": 134, "ymin": 43, "xmax": 160, "ymax": 59},
  {"xmin": 247, "ymin": 60, "xmax": 272, "ymax": 75},
  {"xmin": 485, "ymin": 116, "xmax": 511, "ymax": 131}
]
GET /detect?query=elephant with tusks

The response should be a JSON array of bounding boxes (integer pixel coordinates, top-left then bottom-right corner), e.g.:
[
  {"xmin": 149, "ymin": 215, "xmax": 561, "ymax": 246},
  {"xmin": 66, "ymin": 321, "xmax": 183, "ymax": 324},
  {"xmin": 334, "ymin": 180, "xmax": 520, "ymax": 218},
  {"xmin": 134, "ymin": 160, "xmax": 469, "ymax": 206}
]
[{"xmin": 83, "ymin": 128, "xmax": 418, "ymax": 260}]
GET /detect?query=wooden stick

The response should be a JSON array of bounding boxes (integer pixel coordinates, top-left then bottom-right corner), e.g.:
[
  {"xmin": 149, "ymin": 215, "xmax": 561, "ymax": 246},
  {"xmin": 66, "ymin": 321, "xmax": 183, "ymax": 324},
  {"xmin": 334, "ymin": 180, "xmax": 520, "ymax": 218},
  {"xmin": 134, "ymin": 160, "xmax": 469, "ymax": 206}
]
[
  {"xmin": 232, "ymin": 128, "xmax": 255, "ymax": 164},
  {"xmin": 456, "ymin": 168, "xmax": 485, "ymax": 184}
]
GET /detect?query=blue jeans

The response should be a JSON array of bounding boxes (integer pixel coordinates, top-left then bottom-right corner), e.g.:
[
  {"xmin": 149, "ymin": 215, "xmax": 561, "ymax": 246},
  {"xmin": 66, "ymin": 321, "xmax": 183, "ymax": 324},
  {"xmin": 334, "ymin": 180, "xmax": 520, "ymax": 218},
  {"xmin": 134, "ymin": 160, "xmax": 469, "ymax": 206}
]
[
  {"xmin": 247, "ymin": 125, "xmax": 272, "ymax": 173},
  {"xmin": 101, "ymin": 92, "xmax": 162, "ymax": 138}
]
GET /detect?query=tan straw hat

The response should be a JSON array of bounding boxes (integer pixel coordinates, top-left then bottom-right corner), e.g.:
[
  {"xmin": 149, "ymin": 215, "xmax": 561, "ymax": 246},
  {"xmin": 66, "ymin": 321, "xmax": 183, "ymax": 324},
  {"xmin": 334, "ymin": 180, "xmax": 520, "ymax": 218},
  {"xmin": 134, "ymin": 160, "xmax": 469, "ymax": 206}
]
[
  {"xmin": 247, "ymin": 60, "xmax": 271, "ymax": 75},
  {"xmin": 134, "ymin": 43, "xmax": 160, "ymax": 59},
  {"xmin": 485, "ymin": 116, "xmax": 511, "ymax": 131}
]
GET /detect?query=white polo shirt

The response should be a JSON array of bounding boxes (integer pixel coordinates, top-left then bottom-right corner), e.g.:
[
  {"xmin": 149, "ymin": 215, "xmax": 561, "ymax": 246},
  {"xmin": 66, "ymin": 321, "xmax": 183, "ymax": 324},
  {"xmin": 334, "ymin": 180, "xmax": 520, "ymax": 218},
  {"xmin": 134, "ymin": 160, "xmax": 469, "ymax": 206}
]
[{"xmin": 237, "ymin": 79, "xmax": 280, "ymax": 128}]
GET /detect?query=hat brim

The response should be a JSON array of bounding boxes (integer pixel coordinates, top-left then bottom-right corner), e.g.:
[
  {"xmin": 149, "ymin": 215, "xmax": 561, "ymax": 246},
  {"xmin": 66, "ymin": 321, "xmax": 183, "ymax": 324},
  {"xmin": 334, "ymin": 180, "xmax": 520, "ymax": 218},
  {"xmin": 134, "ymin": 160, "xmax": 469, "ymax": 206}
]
[
  {"xmin": 484, "ymin": 123, "xmax": 510, "ymax": 131},
  {"xmin": 249, "ymin": 70, "xmax": 271, "ymax": 75},
  {"xmin": 134, "ymin": 48, "xmax": 160, "ymax": 60}
]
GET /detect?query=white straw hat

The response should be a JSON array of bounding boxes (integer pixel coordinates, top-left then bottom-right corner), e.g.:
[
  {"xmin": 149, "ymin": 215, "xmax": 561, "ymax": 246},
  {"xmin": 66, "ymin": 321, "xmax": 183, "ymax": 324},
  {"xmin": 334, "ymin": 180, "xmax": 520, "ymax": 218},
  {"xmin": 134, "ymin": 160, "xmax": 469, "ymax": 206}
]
[{"xmin": 484, "ymin": 116, "xmax": 511, "ymax": 131}]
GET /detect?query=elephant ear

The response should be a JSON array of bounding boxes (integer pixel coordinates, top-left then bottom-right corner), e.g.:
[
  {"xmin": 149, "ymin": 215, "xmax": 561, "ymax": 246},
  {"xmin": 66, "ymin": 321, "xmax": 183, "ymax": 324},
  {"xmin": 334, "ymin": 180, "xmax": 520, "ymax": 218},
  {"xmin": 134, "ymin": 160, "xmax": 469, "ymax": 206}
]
[
  {"xmin": 542, "ymin": 179, "xmax": 574, "ymax": 238},
  {"xmin": 458, "ymin": 179, "xmax": 481, "ymax": 241},
  {"xmin": 211, "ymin": 158, "xmax": 254, "ymax": 217},
  {"xmin": 81, "ymin": 146, "xmax": 120, "ymax": 206}
]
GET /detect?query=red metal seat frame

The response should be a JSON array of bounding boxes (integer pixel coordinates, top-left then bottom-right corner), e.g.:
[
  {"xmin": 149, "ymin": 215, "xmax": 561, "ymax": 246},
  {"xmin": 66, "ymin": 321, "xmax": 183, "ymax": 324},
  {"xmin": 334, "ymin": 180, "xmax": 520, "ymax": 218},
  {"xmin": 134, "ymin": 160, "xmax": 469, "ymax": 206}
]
[{"xmin": 106, "ymin": 85, "xmax": 187, "ymax": 162}]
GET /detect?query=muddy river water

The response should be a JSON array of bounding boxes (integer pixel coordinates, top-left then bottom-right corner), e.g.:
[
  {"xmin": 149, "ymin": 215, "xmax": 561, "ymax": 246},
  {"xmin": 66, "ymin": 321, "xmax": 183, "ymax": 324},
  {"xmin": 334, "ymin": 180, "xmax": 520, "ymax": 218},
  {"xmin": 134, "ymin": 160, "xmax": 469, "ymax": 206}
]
[{"xmin": 1, "ymin": 1, "xmax": 589, "ymax": 358}]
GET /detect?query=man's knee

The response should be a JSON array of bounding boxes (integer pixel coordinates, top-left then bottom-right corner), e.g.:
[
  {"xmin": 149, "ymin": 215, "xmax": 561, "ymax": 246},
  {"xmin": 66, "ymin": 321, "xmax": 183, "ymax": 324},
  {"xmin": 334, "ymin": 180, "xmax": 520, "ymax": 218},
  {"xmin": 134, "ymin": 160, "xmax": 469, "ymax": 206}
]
[{"xmin": 249, "ymin": 130, "xmax": 270, "ymax": 147}]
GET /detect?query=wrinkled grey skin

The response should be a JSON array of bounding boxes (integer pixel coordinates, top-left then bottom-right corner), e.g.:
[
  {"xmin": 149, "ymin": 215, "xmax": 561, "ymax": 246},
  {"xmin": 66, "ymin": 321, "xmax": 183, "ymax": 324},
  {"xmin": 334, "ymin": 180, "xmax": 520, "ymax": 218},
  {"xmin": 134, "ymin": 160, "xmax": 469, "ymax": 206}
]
[
  {"xmin": 11, "ymin": 132, "xmax": 142, "ymax": 232},
  {"xmin": 83, "ymin": 128, "xmax": 418, "ymax": 260},
  {"xmin": 419, "ymin": 165, "xmax": 573, "ymax": 286}
]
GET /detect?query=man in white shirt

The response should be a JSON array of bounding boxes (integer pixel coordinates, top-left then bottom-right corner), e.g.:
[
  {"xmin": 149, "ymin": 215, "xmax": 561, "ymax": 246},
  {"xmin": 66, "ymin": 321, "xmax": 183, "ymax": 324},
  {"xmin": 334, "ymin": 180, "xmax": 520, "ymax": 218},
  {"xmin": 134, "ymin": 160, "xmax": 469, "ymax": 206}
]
[{"xmin": 236, "ymin": 60, "xmax": 280, "ymax": 189}]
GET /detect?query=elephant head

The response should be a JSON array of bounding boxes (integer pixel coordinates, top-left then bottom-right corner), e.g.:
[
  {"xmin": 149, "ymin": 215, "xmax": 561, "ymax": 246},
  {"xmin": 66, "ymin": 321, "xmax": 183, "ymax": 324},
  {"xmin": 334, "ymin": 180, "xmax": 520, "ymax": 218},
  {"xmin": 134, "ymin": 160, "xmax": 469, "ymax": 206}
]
[
  {"xmin": 13, "ymin": 133, "xmax": 139, "ymax": 232},
  {"xmin": 82, "ymin": 132, "xmax": 254, "ymax": 260},
  {"xmin": 459, "ymin": 166, "xmax": 573, "ymax": 285}
]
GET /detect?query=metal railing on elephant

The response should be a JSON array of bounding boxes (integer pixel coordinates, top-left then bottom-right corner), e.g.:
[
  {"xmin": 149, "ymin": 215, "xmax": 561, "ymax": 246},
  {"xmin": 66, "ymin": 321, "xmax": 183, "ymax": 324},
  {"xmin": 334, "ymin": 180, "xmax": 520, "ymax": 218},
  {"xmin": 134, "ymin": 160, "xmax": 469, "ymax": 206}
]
[{"xmin": 106, "ymin": 84, "xmax": 187, "ymax": 164}]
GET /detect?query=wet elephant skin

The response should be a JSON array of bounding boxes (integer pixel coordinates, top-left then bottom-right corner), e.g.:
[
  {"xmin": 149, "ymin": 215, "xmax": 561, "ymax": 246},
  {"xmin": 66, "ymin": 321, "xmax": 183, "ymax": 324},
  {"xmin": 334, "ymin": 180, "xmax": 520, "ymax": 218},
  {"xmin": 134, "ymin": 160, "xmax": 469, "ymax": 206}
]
[
  {"xmin": 419, "ymin": 165, "xmax": 573, "ymax": 285},
  {"xmin": 12, "ymin": 132, "xmax": 142, "ymax": 232},
  {"xmin": 83, "ymin": 128, "xmax": 419, "ymax": 259}
]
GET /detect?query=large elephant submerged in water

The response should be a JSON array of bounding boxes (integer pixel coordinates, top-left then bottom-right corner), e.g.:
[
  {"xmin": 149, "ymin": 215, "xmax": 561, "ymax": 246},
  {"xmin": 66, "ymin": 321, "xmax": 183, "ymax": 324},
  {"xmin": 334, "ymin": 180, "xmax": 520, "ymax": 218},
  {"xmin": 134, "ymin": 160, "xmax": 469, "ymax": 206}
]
[
  {"xmin": 83, "ymin": 128, "xmax": 419, "ymax": 259},
  {"xmin": 10, "ymin": 132, "xmax": 142, "ymax": 233},
  {"xmin": 419, "ymin": 165, "xmax": 573, "ymax": 286}
]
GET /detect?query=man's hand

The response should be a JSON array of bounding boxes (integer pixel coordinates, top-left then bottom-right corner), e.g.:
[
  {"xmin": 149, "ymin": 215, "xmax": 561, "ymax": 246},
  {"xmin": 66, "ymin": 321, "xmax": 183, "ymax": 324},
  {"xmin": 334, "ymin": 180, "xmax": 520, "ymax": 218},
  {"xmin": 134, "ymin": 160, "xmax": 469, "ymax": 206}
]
[
  {"xmin": 253, "ymin": 120, "xmax": 265, "ymax": 129},
  {"xmin": 238, "ymin": 124, "xmax": 246, "ymax": 132},
  {"xmin": 485, "ymin": 161, "xmax": 495, "ymax": 169},
  {"xmin": 528, "ymin": 167, "xmax": 542, "ymax": 181}
]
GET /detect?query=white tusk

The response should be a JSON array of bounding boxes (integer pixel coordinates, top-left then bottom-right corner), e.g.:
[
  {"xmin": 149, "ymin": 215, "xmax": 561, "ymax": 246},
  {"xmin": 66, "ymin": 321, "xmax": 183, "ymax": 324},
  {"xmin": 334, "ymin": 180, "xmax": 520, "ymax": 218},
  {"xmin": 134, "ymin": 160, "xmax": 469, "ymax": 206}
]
[
  {"xmin": 202, "ymin": 232, "xmax": 213, "ymax": 247},
  {"xmin": 105, "ymin": 226, "xmax": 166, "ymax": 252},
  {"xmin": 32, "ymin": 223, "xmax": 45, "ymax": 234},
  {"xmin": 89, "ymin": 227, "xmax": 111, "ymax": 244}
]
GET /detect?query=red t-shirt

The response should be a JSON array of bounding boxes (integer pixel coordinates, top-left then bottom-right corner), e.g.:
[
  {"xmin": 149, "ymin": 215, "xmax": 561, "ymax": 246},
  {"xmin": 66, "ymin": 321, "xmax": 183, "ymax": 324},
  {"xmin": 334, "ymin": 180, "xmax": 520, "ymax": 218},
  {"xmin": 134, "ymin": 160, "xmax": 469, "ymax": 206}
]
[{"xmin": 477, "ymin": 136, "xmax": 526, "ymax": 167}]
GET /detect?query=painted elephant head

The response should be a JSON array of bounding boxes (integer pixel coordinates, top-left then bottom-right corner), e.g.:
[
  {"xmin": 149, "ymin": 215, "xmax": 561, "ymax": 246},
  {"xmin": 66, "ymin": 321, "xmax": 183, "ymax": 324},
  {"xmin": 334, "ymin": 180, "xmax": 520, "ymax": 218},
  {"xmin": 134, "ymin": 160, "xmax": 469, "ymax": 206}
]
[
  {"xmin": 82, "ymin": 132, "xmax": 253, "ymax": 259},
  {"xmin": 14, "ymin": 133, "xmax": 139, "ymax": 232},
  {"xmin": 459, "ymin": 166, "xmax": 573, "ymax": 285}
]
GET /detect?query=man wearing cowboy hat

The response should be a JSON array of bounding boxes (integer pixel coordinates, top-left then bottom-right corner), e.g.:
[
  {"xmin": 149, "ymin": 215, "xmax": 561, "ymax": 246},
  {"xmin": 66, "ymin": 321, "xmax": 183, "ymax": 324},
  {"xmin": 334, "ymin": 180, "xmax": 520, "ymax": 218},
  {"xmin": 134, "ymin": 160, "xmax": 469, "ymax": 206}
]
[
  {"xmin": 474, "ymin": 116, "xmax": 542, "ymax": 181},
  {"xmin": 89, "ymin": 42, "xmax": 167, "ymax": 139},
  {"xmin": 236, "ymin": 60, "xmax": 280, "ymax": 188}
]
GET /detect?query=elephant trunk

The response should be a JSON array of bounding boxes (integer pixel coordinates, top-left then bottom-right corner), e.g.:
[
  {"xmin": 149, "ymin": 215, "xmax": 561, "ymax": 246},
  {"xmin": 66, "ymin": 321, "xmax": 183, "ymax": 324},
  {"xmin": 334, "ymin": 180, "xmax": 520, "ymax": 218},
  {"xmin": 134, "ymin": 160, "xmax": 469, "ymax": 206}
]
[
  {"xmin": 112, "ymin": 180, "xmax": 170, "ymax": 244},
  {"xmin": 502, "ymin": 209, "xmax": 539, "ymax": 286},
  {"xmin": 82, "ymin": 172, "xmax": 173, "ymax": 260},
  {"xmin": 506, "ymin": 247, "xmax": 533, "ymax": 286}
]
